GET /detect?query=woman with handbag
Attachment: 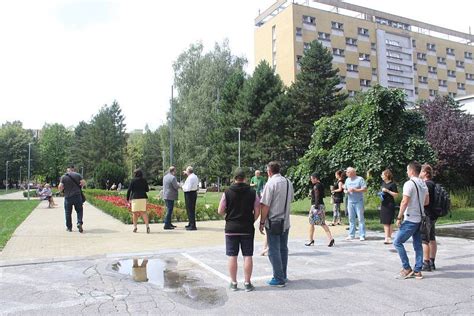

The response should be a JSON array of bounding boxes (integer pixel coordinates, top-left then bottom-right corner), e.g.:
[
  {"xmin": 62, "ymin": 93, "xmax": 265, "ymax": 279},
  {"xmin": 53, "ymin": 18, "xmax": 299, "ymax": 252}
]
[
  {"xmin": 306, "ymin": 173, "xmax": 335, "ymax": 247},
  {"xmin": 127, "ymin": 169, "xmax": 151, "ymax": 233},
  {"xmin": 380, "ymin": 169, "xmax": 398, "ymax": 244},
  {"xmin": 330, "ymin": 170, "xmax": 345, "ymax": 226}
]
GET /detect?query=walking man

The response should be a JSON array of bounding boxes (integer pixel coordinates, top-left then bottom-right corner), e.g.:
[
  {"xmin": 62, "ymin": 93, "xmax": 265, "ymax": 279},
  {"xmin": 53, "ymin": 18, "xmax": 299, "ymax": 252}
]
[
  {"xmin": 218, "ymin": 168, "xmax": 260, "ymax": 292},
  {"xmin": 394, "ymin": 161, "xmax": 429, "ymax": 280},
  {"xmin": 163, "ymin": 166, "xmax": 180, "ymax": 230},
  {"xmin": 59, "ymin": 165, "xmax": 86, "ymax": 233},
  {"xmin": 182, "ymin": 166, "xmax": 199, "ymax": 231},
  {"xmin": 259, "ymin": 161, "xmax": 294, "ymax": 287},
  {"xmin": 250, "ymin": 170, "xmax": 265, "ymax": 198},
  {"xmin": 344, "ymin": 167, "xmax": 367, "ymax": 241}
]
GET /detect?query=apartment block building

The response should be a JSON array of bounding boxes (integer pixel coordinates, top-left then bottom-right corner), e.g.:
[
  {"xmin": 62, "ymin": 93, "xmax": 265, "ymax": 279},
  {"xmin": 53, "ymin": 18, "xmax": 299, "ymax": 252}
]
[{"xmin": 254, "ymin": 0, "xmax": 474, "ymax": 103}]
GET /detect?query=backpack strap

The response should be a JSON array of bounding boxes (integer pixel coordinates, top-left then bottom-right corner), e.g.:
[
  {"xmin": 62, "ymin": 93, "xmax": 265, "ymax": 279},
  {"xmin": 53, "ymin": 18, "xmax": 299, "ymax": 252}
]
[
  {"xmin": 410, "ymin": 180, "xmax": 424, "ymax": 217},
  {"xmin": 66, "ymin": 173, "xmax": 82, "ymax": 190}
]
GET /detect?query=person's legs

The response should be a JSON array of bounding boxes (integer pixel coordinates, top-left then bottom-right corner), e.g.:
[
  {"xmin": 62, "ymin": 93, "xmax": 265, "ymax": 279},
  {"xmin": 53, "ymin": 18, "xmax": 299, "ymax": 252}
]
[
  {"xmin": 335, "ymin": 203, "xmax": 341, "ymax": 224},
  {"xmin": 347, "ymin": 203, "xmax": 356, "ymax": 238},
  {"xmin": 184, "ymin": 192, "xmax": 191, "ymax": 226},
  {"xmin": 430, "ymin": 219, "xmax": 438, "ymax": 268},
  {"xmin": 132, "ymin": 212, "xmax": 138, "ymax": 229},
  {"xmin": 225, "ymin": 235, "xmax": 239, "ymax": 288},
  {"xmin": 266, "ymin": 229, "xmax": 285, "ymax": 283},
  {"xmin": 228, "ymin": 256, "xmax": 238, "ymax": 283},
  {"xmin": 240, "ymin": 234, "xmax": 254, "ymax": 284},
  {"xmin": 393, "ymin": 221, "xmax": 418, "ymax": 270},
  {"xmin": 164, "ymin": 199, "xmax": 174, "ymax": 227},
  {"xmin": 280, "ymin": 230, "xmax": 289, "ymax": 281},
  {"xmin": 64, "ymin": 197, "xmax": 73, "ymax": 230},
  {"xmin": 189, "ymin": 191, "xmax": 197, "ymax": 227},
  {"xmin": 355, "ymin": 201, "xmax": 366, "ymax": 238},
  {"xmin": 72, "ymin": 196, "xmax": 83, "ymax": 226},
  {"xmin": 142, "ymin": 212, "xmax": 149, "ymax": 226},
  {"xmin": 308, "ymin": 224, "xmax": 315, "ymax": 242},
  {"xmin": 243, "ymin": 256, "xmax": 253, "ymax": 283},
  {"xmin": 322, "ymin": 224, "xmax": 333, "ymax": 241},
  {"xmin": 383, "ymin": 224, "xmax": 390, "ymax": 241},
  {"xmin": 412, "ymin": 225, "xmax": 423, "ymax": 273}
]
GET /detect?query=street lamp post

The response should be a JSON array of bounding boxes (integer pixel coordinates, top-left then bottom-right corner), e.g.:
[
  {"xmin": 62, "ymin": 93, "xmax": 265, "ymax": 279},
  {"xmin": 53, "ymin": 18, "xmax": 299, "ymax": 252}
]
[
  {"xmin": 233, "ymin": 128, "xmax": 241, "ymax": 168},
  {"xmin": 27, "ymin": 143, "xmax": 31, "ymax": 200},
  {"xmin": 19, "ymin": 166, "xmax": 22, "ymax": 187},
  {"xmin": 5, "ymin": 161, "xmax": 9, "ymax": 193}
]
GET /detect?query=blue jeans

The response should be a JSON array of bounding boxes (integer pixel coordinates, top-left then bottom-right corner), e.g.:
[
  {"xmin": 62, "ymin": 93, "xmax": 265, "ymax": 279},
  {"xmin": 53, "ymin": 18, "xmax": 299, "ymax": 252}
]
[
  {"xmin": 64, "ymin": 194, "xmax": 83, "ymax": 229},
  {"xmin": 393, "ymin": 220, "xmax": 423, "ymax": 272},
  {"xmin": 347, "ymin": 201, "xmax": 366, "ymax": 238},
  {"xmin": 266, "ymin": 229, "xmax": 289, "ymax": 283},
  {"xmin": 164, "ymin": 199, "xmax": 175, "ymax": 226}
]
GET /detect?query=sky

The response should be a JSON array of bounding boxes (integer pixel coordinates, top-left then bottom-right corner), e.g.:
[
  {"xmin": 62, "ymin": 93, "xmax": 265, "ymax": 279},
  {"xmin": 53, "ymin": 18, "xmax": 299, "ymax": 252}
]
[{"xmin": 0, "ymin": 0, "xmax": 473, "ymax": 132}]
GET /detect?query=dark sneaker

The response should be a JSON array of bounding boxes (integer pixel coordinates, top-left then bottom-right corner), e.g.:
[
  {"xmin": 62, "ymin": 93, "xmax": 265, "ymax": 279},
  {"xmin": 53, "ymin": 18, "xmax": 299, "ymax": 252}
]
[
  {"xmin": 244, "ymin": 282, "xmax": 255, "ymax": 292},
  {"xmin": 422, "ymin": 262, "xmax": 432, "ymax": 272},
  {"xmin": 163, "ymin": 225, "xmax": 175, "ymax": 230},
  {"xmin": 430, "ymin": 261, "xmax": 436, "ymax": 271},
  {"xmin": 413, "ymin": 271, "xmax": 423, "ymax": 280},
  {"xmin": 396, "ymin": 268, "xmax": 414, "ymax": 280},
  {"xmin": 229, "ymin": 282, "xmax": 238, "ymax": 291},
  {"xmin": 77, "ymin": 224, "xmax": 83, "ymax": 233},
  {"xmin": 267, "ymin": 278, "xmax": 285, "ymax": 287},
  {"xmin": 186, "ymin": 226, "xmax": 197, "ymax": 231},
  {"xmin": 66, "ymin": 228, "xmax": 72, "ymax": 232},
  {"xmin": 170, "ymin": 224, "xmax": 177, "ymax": 228}
]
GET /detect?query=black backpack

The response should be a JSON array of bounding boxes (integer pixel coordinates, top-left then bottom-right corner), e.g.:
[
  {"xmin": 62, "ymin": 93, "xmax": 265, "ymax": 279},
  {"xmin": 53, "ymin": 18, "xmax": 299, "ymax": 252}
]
[{"xmin": 432, "ymin": 183, "xmax": 450, "ymax": 217}]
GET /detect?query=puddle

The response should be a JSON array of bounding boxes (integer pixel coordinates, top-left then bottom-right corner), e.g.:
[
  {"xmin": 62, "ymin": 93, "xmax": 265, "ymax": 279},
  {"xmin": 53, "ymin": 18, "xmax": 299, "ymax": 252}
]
[
  {"xmin": 436, "ymin": 226, "xmax": 474, "ymax": 240},
  {"xmin": 111, "ymin": 257, "xmax": 228, "ymax": 309}
]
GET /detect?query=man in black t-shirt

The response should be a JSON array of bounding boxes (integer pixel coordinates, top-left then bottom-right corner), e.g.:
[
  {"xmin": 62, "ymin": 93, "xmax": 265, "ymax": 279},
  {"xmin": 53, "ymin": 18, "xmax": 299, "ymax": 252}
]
[
  {"xmin": 420, "ymin": 164, "xmax": 437, "ymax": 271},
  {"xmin": 218, "ymin": 168, "xmax": 261, "ymax": 292},
  {"xmin": 59, "ymin": 165, "xmax": 86, "ymax": 233}
]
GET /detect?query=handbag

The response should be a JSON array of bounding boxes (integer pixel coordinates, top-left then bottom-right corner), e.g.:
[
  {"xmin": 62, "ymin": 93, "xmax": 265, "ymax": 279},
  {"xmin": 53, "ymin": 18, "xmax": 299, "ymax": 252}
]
[
  {"xmin": 268, "ymin": 178, "xmax": 289, "ymax": 235},
  {"xmin": 66, "ymin": 173, "xmax": 86, "ymax": 204},
  {"xmin": 411, "ymin": 180, "xmax": 430, "ymax": 236}
]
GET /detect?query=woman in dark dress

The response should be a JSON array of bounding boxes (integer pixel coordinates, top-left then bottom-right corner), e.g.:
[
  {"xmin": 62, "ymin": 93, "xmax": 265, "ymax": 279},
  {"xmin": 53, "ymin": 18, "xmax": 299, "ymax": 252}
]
[
  {"xmin": 330, "ymin": 170, "xmax": 345, "ymax": 226},
  {"xmin": 127, "ymin": 169, "xmax": 150, "ymax": 233},
  {"xmin": 380, "ymin": 169, "xmax": 398, "ymax": 244}
]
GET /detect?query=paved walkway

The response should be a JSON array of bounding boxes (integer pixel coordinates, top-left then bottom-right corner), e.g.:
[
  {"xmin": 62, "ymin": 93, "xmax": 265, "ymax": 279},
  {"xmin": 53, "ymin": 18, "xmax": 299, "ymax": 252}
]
[
  {"xmin": 0, "ymin": 197, "xmax": 349, "ymax": 263},
  {"xmin": 0, "ymin": 191, "xmax": 27, "ymax": 200}
]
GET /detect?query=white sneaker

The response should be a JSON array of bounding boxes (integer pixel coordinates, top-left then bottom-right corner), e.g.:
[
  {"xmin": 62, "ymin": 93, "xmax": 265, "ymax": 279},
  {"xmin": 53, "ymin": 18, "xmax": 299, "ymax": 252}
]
[
  {"xmin": 359, "ymin": 237, "xmax": 366, "ymax": 241},
  {"xmin": 345, "ymin": 236, "xmax": 355, "ymax": 241}
]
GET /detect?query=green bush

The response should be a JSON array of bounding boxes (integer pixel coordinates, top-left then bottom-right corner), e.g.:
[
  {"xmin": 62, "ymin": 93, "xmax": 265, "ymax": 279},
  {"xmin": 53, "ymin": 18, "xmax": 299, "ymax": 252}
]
[
  {"xmin": 22, "ymin": 190, "xmax": 38, "ymax": 197},
  {"xmin": 450, "ymin": 187, "xmax": 473, "ymax": 209},
  {"xmin": 94, "ymin": 161, "xmax": 126, "ymax": 189}
]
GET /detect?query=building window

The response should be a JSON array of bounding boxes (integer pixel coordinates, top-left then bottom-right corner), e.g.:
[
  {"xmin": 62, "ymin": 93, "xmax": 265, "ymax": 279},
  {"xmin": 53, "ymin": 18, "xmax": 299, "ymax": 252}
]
[
  {"xmin": 418, "ymin": 76, "xmax": 428, "ymax": 84},
  {"xmin": 385, "ymin": 39, "xmax": 401, "ymax": 47},
  {"xmin": 428, "ymin": 66, "xmax": 437, "ymax": 74},
  {"xmin": 359, "ymin": 53, "xmax": 370, "ymax": 61},
  {"xmin": 371, "ymin": 42, "xmax": 377, "ymax": 50},
  {"xmin": 358, "ymin": 27, "xmax": 369, "ymax": 36},
  {"xmin": 318, "ymin": 32, "xmax": 330, "ymax": 41},
  {"xmin": 466, "ymin": 73, "xmax": 474, "ymax": 80},
  {"xmin": 332, "ymin": 48, "xmax": 345, "ymax": 56},
  {"xmin": 348, "ymin": 90, "xmax": 356, "ymax": 97},
  {"xmin": 429, "ymin": 89, "xmax": 437, "ymax": 97},
  {"xmin": 438, "ymin": 79, "xmax": 447, "ymax": 87},
  {"xmin": 303, "ymin": 42, "xmax": 311, "ymax": 52},
  {"xmin": 339, "ymin": 76, "xmax": 346, "ymax": 84},
  {"xmin": 387, "ymin": 51, "xmax": 402, "ymax": 59},
  {"xmin": 427, "ymin": 43, "xmax": 436, "ymax": 51},
  {"xmin": 412, "ymin": 39, "xmax": 416, "ymax": 48},
  {"xmin": 447, "ymin": 48, "xmax": 455, "ymax": 55},
  {"xmin": 448, "ymin": 92, "xmax": 457, "ymax": 98},
  {"xmin": 448, "ymin": 70, "xmax": 456, "ymax": 77},
  {"xmin": 415, "ymin": 87, "xmax": 418, "ymax": 95},
  {"xmin": 360, "ymin": 79, "xmax": 371, "ymax": 87},
  {"xmin": 456, "ymin": 60, "xmax": 465, "ymax": 68},
  {"xmin": 388, "ymin": 63, "xmax": 402, "ymax": 72},
  {"xmin": 303, "ymin": 15, "xmax": 316, "ymax": 25},
  {"xmin": 296, "ymin": 27, "xmax": 302, "ymax": 37},
  {"xmin": 457, "ymin": 82, "xmax": 465, "ymax": 90},
  {"xmin": 388, "ymin": 75, "xmax": 404, "ymax": 84},
  {"xmin": 346, "ymin": 37, "xmax": 357, "ymax": 46},
  {"xmin": 347, "ymin": 64, "xmax": 358, "ymax": 72},
  {"xmin": 372, "ymin": 68, "xmax": 377, "ymax": 75},
  {"xmin": 332, "ymin": 21, "xmax": 344, "ymax": 30},
  {"xmin": 417, "ymin": 52, "xmax": 427, "ymax": 61},
  {"xmin": 465, "ymin": 51, "xmax": 473, "ymax": 59},
  {"xmin": 437, "ymin": 57, "xmax": 446, "ymax": 64},
  {"xmin": 413, "ymin": 63, "xmax": 417, "ymax": 70}
]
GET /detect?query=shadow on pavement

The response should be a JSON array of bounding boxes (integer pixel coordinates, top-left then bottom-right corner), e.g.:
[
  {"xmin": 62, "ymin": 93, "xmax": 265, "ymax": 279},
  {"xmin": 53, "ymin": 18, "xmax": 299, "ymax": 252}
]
[
  {"xmin": 257, "ymin": 278, "xmax": 361, "ymax": 291},
  {"xmin": 85, "ymin": 228, "xmax": 119, "ymax": 234},
  {"xmin": 289, "ymin": 251, "xmax": 331, "ymax": 257}
]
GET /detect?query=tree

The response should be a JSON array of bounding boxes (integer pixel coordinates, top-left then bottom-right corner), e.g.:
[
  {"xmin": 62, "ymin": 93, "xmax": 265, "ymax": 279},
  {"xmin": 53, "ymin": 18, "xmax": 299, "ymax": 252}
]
[
  {"xmin": 287, "ymin": 40, "xmax": 347, "ymax": 160},
  {"xmin": 94, "ymin": 160, "xmax": 126, "ymax": 189},
  {"xmin": 289, "ymin": 85, "xmax": 436, "ymax": 199},
  {"xmin": 418, "ymin": 95, "xmax": 474, "ymax": 188},
  {"xmin": 38, "ymin": 123, "xmax": 72, "ymax": 183},
  {"xmin": 70, "ymin": 121, "xmax": 91, "ymax": 178}
]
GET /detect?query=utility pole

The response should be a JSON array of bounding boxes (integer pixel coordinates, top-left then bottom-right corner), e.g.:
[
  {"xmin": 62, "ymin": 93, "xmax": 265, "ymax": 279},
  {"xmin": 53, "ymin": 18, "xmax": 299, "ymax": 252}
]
[
  {"xmin": 27, "ymin": 143, "xmax": 31, "ymax": 200},
  {"xmin": 5, "ymin": 161, "xmax": 9, "ymax": 193},
  {"xmin": 170, "ymin": 85, "xmax": 174, "ymax": 166},
  {"xmin": 19, "ymin": 166, "xmax": 22, "ymax": 187},
  {"xmin": 162, "ymin": 150, "xmax": 166, "ymax": 179}
]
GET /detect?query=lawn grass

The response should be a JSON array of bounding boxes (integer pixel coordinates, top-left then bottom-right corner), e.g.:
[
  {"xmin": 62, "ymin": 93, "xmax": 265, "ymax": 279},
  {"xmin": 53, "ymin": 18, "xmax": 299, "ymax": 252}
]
[{"xmin": 0, "ymin": 200, "xmax": 40, "ymax": 249}]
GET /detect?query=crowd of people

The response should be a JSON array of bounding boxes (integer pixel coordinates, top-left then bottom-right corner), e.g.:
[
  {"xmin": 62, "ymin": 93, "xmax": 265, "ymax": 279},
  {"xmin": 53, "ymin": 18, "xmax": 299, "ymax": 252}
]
[{"xmin": 52, "ymin": 159, "xmax": 441, "ymax": 290}]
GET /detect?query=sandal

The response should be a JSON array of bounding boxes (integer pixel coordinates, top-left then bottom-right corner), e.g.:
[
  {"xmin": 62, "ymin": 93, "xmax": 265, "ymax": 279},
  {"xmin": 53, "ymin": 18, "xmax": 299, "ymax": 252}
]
[{"xmin": 133, "ymin": 227, "xmax": 137, "ymax": 233}]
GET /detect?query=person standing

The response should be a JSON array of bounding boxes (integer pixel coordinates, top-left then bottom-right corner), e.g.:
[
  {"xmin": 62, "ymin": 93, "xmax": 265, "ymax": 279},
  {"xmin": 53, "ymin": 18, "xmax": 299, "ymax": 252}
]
[
  {"xmin": 330, "ymin": 170, "xmax": 345, "ymax": 226},
  {"xmin": 182, "ymin": 166, "xmax": 199, "ymax": 231},
  {"xmin": 344, "ymin": 167, "xmax": 368, "ymax": 241},
  {"xmin": 218, "ymin": 168, "xmax": 261, "ymax": 292},
  {"xmin": 250, "ymin": 170, "xmax": 265, "ymax": 198},
  {"xmin": 127, "ymin": 169, "xmax": 150, "ymax": 233},
  {"xmin": 393, "ymin": 161, "xmax": 429, "ymax": 280},
  {"xmin": 306, "ymin": 173, "xmax": 335, "ymax": 247},
  {"xmin": 59, "ymin": 165, "xmax": 86, "ymax": 233},
  {"xmin": 259, "ymin": 161, "xmax": 294, "ymax": 287},
  {"xmin": 380, "ymin": 169, "xmax": 399, "ymax": 244},
  {"xmin": 162, "ymin": 166, "xmax": 180, "ymax": 230},
  {"xmin": 420, "ymin": 164, "xmax": 438, "ymax": 271}
]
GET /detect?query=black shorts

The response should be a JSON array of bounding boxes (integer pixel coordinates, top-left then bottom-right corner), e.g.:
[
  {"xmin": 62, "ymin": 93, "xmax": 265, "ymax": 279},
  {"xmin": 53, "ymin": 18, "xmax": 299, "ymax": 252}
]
[
  {"xmin": 225, "ymin": 234, "xmax": 254, "ymax": 256},
  {"xmin": 421, "ymin": 217, "xmax": 437, "ymax": 243}
]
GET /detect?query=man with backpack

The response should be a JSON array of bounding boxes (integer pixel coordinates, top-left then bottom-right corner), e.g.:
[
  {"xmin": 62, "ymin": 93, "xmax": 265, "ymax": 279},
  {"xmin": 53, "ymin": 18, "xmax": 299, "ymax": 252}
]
[
  {"xmin": 59, "ymin": 165, "xmax": 86, "ymax": 233},
  {"xmin": 420, "ymin": 164, "xmax": 450, "ymax": 271}
]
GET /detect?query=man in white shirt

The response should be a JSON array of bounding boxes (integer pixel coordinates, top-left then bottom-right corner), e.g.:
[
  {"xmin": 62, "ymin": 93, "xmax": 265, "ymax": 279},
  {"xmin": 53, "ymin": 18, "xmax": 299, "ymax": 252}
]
[
  {"xmin": 182, "ymin": 166, "xmax": 199, "ymax": 231},
  {"xmin": 393, "ymin": 161, "xmax": 429, "ymax": 280}
]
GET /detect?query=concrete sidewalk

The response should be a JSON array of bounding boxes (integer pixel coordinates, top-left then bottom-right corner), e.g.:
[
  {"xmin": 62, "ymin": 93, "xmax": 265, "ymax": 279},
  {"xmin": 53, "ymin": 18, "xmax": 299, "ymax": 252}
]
[
  {"xmin": 0, "ymin": 197, "xmax": 350, "ymax": 263},
  {"xmin": 0, "ymin": 191, "xmax": 27, "ymax": 200}
]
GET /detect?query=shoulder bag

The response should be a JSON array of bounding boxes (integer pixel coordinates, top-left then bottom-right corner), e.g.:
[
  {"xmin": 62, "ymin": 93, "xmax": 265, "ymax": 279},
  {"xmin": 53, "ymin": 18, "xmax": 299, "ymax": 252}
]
[
  {"xmin": 66, "ymin": 173, "xmax": 86, "ymax": 204},
  {"xmin": 269, "ymin": 178, "xmax": 289, "ymax": 235},
  {"xmin": 411, "ymin": 180, "xmax": 430, "ymax": 236}
]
